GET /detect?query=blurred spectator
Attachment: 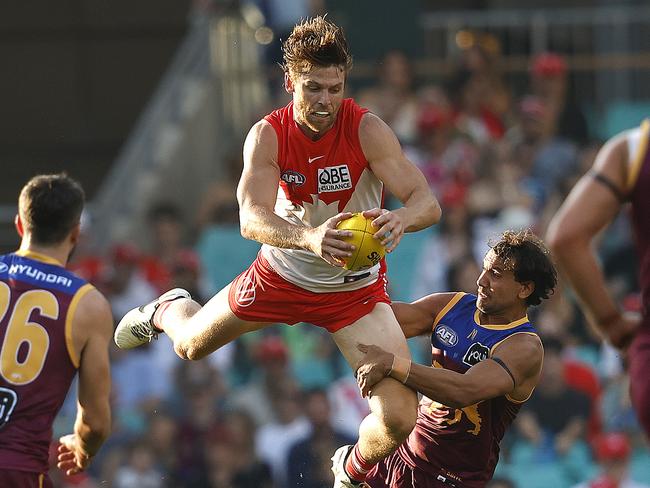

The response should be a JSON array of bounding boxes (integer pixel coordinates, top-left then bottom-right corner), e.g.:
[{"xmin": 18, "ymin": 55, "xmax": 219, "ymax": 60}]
[
  {"xmin": 140, "ymin": 202, "xmax": 191, "ymax": 292},
  {"xmin": 113, "ymin": 441, "xmax": 164, "ymax": 488},
  {"xmin": 516, "ymin": 337, "xmax": 592, "ymax": 461},
  {"xmin": 454, "ymin": 30, "xmax": 512, "ymax": 122},
  {"xmin": 572, "ymin": 433, "xmax": 650, "ymax": 488},
  {"xmin": 170, "ymin": 248, "xmax": 208, "ymax": 303},
  {"xmin": 206, "ymin": 410, "xmax": 274, "ymax": 488},
  {"xmin": 529, "ymin": 52, "xmax": 589, "ymax": 144},
  {"xmin": 145, "ymin": 411, "xmax": 180, "ymax": 485},
  {"xmin": 228, "ymin": 335, "xmax": 300, "ymax": 426},
  {"xmin": 255, "ymin": 382, "xmax": 309, "ymax": 487},
  {"xmin": 174, "ymin": 361, "xmax": 229, "ymax": 487},
  {"xmin": 447, "ymin": 67, "xmax": 505, "ymax": 145},
  {"xmin": 67, "ymin": 210, "xmax": 109, "ymax": 291},
  {"xmin": 356, "ymin": 50, "xmax": 420, "ymax": 145},
  {"xmin": 286, "ymin": 388, "xmax": 356, "ymax": 488},
  {"xmin": 410, "ymin": 102, "xmax": 480, "ymax": 201},
  {"xmin": 411, "ymin": 206, "xmax": 473, "ymax": 298},
  {"xmin": 105, "ymin": 243, "xmax": 158, "ymax": 320},
  {"xmin": 507, "ymin": 95, "xmax": 580, "ymax": 208}
]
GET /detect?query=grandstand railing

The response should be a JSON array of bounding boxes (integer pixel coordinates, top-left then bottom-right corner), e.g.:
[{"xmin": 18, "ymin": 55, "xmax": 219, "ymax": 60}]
[
  {"xmin": 90, "ymin": 14, "xmax": 212, "ymax": 249},
  {"xmin": 417, "ymin": 6, "xmax": 650, "ymax": 108},
  {"xmin": 90, "ymin": 7, "xmax": 269, "ymax": 251}
]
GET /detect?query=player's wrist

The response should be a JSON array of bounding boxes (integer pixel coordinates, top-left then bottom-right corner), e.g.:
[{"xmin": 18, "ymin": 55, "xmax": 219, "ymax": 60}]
[{"xmin": 388, "ymin": 355, "xmax": 411, "ymax": 383}]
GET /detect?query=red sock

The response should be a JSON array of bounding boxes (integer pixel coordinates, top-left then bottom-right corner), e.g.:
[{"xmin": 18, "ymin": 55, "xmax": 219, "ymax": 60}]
[
  {"xmin": 152, "ymin": 300, "xmax": 175, "ymax": 332},
  {"xmin": 344, "ymin": 444, "xmax": 374, "ymax": 482}
]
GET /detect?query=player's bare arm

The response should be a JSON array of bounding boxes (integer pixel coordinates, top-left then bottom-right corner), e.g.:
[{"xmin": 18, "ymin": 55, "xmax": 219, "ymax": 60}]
[
  {"xmin": 547, "ymin": 133, "xmax": 640, "ymax": 349},
  {"xmin": 58, "ymin": 289, "xmax": 113, "ymax": 476},
  {"xmin": 238, "ymin": 119, "xmax": 355, "ymax": 266},
  {"xmin": 359, "ymin": 113, "xmax": 441, "ymax": 252},
  {"xmin": 356, "ymin": 333, "xmax": 542, "ymax": 406},
  {"xmin": 391, "ymin": 293, "xmax": 459, "ymax": 339}
]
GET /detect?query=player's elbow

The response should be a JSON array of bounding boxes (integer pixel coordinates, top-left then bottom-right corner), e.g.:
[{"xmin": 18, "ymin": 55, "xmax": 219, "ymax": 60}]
[
  {"xmin": 545, "ymin": 219, "xmax": 566, "ymax": 254},
  {"xmin": 429, "ymin": 200, "xmax": 442, "ymax": 226},
  {"xmin": 239, "ymin": 211, "xmax": 255, "ymax": 240},
  {"xmin": 546, "ymin": 219, "xmax": 581, "ymax": 260}
]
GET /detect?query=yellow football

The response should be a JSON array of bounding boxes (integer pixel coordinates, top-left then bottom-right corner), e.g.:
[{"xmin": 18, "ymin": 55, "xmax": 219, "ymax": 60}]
[{"xmin": 336, "ymin": 213, "xmax": 386, "ymax": 271}]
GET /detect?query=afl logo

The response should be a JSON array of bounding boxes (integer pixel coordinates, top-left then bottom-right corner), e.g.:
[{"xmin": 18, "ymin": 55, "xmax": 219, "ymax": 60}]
[
  {"xmin": 435, "ymin": 324, "xmax": 458, "ymax": 347},
  {"xmin": 235, "ymin": 276, "xmax": 256, "ymax": 307},
  {"xmin": 0, "ymin": 263, "xmax": 7, "ymax": 273},
  {"xmin": 281, "ymin": 171, "xmax": 306, "ymax": 186}
]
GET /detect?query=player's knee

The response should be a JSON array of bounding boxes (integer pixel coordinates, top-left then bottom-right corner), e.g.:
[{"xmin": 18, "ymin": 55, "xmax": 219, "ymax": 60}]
[
  {"xmin": 173, "ymin": 340, "xmax": 205, "ymax": 361},
  {"xmin": 385, "ymin": 408, "xmax": 416, "ymax": 442},
  {"xmin": 377, "ymin": 388, "xmax": 417, "ymax": 441}
]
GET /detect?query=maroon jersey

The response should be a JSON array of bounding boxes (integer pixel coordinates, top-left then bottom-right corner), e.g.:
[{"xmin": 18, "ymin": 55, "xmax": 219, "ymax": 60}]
[
  {"xmin": 628, "ymin": 119, "xmax": 650, "ymax": 319},
  {"xmin": 371, "ymin": 293, "xmax": 538, "ymax": 488},
  {"xmin": 0, "ymin": 250, "xmax": 93, "ymax": 474}
]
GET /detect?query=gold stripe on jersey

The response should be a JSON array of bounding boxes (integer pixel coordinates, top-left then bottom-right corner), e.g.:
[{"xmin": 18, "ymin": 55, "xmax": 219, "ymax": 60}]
[
  {"xmin": 473, "ymin": 311, "xmax": 529, "ymax": 330},
  {"xmin": 627, "ymin": 118, "xmax": 650, "ymax": 192},
  {"xmin": 14, "ymin": 249, "xmax": 64, "ymax": 267},
  {"xmin": 39, "ymin": 473, "xmax": 44, "ymax": 488},
  {"xmin": 433, "ymin": 292, "xmax": 465, "ymax": 328},
  {"xmin": 65, "ymin": 283, "xmax": 94, "ymax": 368}
]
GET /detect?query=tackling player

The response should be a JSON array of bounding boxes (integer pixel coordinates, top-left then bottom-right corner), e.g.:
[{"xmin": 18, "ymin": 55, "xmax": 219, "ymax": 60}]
[
  {"xmin": 355, "ymin": 230, "xmax": 557, "ymax": 487},
  {"xmin": 0, "ymin": 174, "xmax": 113, "ymax": 487}
]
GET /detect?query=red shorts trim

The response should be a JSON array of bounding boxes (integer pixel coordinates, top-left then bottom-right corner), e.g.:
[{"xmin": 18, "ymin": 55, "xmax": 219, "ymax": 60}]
[{"xmin": 228, "ymin": 253, "xmax": 390, "ymax": 333}]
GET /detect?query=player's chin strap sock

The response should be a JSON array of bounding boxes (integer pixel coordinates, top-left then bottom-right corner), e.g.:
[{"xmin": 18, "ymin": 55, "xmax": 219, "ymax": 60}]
[{"xmin": 344, "ymin": 444, "xmax": 375, "ymax": 483}]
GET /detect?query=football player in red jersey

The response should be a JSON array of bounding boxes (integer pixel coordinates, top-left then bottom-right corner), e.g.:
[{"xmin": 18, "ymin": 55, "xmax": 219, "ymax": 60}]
[
  {"xmin": 547, "ymin": 120, "xmax": 649, "ymax": 439},
  {"xmin": 355, "ymin": 230, "xmax": 557, "ymax": 487},
  {"xmin": 0, "ymin": 174, "xmax": 113, "ymax": 487},
  {"xmin": 114, "ymin": 15, "xmax": 440, "ymax": 488}
]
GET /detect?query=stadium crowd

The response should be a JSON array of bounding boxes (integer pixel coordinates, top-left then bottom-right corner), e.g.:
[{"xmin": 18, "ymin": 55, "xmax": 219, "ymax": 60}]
[{"xmin": 54, "ymin": 39, "xmax": 650, "ymax": 487}]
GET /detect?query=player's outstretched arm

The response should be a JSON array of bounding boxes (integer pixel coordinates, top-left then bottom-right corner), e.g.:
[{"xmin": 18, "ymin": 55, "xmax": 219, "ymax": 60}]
[
  {"xmin": 58, "ymin": 288, "xmax": 113, "ymax": 475},
  {"xmin": 356, "ymin": 333, "xmax": 542, "ymax": 406},
  {"xmin": 546, "ymin": 133, "xmax": 639, "ymax": 349},
  {"xmin": 359, "ymin": 113, "xmax": 441, "ymax": 252}
]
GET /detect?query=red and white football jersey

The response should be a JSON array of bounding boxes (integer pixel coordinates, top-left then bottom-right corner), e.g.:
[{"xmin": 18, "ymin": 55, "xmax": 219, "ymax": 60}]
[{"xmin": 261, "ymin": 98, "xmax": 384, "ymax": 292}]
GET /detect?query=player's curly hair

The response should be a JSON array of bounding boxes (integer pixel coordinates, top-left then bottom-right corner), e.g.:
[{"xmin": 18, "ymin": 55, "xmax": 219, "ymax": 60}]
[
  {"xmin": 489, "ymin": 229, "xmax": 557, "ymax": 306},
  {"xmin": 281, "ymin": 16, "xmax": 353, "ymax": 76}
]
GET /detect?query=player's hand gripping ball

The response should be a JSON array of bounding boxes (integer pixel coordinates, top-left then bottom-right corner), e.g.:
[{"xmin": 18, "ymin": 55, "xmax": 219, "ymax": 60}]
[{"xmin": 336, "ymin": 213, "xmax": 386, "ymax": 271}]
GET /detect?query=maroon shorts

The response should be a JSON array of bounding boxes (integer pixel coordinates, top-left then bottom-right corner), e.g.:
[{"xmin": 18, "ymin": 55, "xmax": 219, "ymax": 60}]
[
  {"xmin": 0, "ymin": 469, "xmax": 51, "ymax": 488},
  {"xmin": 629, "ymin": 320, "xmax": 650, "ymax": 437},
  {"xmin": 228, "ymin": 253, "xmax": 390, "ymax": 333},
  {"xmin": 366, "ymin": 452, "xmax": 463, "ymax": 488}
]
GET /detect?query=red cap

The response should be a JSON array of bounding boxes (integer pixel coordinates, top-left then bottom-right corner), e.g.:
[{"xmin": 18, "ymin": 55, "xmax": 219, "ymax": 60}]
[
  {"xmin": 531, "ymin": 52, "xmax": 567, "ymax": 78},
  {"xmin": 110, "ymin": 243, "xmax": 140, "ymax": 265},
  {"xmin": 594, "ymin": 432, "xmax": 631, "ymax": 462},
  {"xmin": 254, "ymin": 336, "xmax": 288, "ymax": 364},
  {"xmin": 174, "ymin": 249, "xmax": 201, "ymax": 273},
  {"xmin": 417, "ymin": 105, "xmax": 450, "ymax": 135}
]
